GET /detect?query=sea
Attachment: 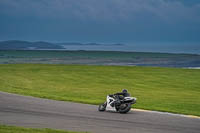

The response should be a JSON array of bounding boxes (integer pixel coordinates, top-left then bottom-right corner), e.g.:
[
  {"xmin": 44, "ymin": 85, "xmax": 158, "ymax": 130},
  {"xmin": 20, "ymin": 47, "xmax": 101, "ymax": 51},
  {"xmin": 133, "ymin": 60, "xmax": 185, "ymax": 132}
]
[{"xmin": 62, "ymin": 43, "xmax": 200, "ymax": 55}]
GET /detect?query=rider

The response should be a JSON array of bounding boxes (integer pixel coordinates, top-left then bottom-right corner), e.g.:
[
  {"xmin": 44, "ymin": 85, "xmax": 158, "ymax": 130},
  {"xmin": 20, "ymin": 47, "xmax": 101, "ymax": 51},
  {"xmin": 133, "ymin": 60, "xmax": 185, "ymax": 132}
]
[
  {"xmin": 114, "ymin": 89, "xmax": 130, "ymax": 97},
  {"xmin": 109, "ymin": 89, "xmax": 130, "ymax": 106}
]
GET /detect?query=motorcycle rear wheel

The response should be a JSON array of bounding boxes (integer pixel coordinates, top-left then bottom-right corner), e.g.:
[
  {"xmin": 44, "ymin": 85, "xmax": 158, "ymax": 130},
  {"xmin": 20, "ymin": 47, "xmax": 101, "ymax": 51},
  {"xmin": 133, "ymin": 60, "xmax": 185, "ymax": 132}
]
[{"xmin": 118, "ymin": 103, "xmax": 131, "ymax": 113}]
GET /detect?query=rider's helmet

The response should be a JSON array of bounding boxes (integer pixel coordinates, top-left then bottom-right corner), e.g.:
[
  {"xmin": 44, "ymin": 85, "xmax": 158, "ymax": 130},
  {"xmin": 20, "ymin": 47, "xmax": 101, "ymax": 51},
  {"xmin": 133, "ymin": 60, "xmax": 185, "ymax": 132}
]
[{"xmin": 122, "ymin": 89, "xmax": 128, "ymax": 93}]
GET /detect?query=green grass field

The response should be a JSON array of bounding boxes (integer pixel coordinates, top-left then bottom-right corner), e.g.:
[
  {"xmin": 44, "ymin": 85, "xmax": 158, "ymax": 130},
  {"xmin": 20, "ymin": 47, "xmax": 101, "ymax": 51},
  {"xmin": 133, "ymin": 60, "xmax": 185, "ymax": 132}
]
[
  {"xmin": 0, "ymin": 64, "xmax": 199, "ymax": 116},
  {"xmin": 0, "ymin": 125, "xmax": 84, "ymax": 133}
]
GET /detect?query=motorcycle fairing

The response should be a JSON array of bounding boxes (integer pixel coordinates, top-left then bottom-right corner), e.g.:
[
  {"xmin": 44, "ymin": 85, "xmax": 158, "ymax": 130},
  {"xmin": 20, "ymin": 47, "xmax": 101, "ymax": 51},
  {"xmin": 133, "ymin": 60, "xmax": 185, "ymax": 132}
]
[{"xmin": 106, "ymin": 95, "xmax": 117, "ymax": 111}]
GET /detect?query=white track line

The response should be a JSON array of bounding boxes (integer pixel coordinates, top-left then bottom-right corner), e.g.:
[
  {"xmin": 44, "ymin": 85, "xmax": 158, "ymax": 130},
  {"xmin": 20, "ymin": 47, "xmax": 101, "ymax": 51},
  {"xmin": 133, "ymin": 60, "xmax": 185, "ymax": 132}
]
[{"xmin": 132, "ymin": 109, "xmax": 200, "ymax": 119}]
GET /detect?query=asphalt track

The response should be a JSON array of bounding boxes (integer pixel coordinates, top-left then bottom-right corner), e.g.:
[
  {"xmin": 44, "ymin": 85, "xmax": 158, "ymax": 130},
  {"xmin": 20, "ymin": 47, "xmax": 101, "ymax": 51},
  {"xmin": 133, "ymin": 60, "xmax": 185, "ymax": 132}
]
[{"xmin": 0, "ymin": 92, "xmax": 200, "ymax": 133}]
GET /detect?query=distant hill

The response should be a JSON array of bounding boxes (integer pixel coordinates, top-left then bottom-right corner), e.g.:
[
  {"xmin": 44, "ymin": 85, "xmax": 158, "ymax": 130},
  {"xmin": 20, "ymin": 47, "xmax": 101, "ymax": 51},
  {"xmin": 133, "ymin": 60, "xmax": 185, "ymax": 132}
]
[
  {"xmin": 0, "ymin": 40, "xmax": 124, "ymax": 50},
  {"xmin": 56, "ymin": 42, "xmax": 124, "ymax": 46},
  {"xmin": 0, "ymin": 40, "xmax": 64, "ymax": 50}
]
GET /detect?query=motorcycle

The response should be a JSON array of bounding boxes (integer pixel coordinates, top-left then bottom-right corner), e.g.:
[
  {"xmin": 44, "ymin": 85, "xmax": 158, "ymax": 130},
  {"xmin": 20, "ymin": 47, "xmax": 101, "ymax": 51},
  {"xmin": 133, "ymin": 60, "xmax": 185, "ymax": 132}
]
[{"xmin": 98, "ymin": 94, "xmax": 137, "ymax": 113}]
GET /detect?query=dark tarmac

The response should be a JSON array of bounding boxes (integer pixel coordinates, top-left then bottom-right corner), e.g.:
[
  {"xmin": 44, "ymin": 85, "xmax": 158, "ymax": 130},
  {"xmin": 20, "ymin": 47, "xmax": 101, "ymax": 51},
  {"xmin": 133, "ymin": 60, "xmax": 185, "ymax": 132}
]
[{"xmin": 0, "ymin": 92, "xmax": 199, "ymax": 133}]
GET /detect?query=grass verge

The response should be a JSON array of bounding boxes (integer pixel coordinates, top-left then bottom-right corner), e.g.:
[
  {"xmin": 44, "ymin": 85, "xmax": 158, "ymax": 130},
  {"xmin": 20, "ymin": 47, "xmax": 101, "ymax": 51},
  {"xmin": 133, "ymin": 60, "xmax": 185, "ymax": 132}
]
[
  {"xmin": 0, "ymin": 64, "xmax": 199, "ymax": 116},
  {"xmin": 0, "ymin": 125, "xmax": 85, "ymax": 133}
]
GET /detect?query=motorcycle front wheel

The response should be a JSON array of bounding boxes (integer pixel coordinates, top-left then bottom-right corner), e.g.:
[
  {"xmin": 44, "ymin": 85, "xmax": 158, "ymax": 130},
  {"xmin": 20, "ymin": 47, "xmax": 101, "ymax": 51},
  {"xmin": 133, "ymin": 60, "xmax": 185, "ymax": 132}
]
[
  {"xmin": 118, "ymin": 103, "xmax": 131, "ymax": 113},
  {"xmin": 98, "ymin": 102, "xmax": 107, "ymax": 112}
]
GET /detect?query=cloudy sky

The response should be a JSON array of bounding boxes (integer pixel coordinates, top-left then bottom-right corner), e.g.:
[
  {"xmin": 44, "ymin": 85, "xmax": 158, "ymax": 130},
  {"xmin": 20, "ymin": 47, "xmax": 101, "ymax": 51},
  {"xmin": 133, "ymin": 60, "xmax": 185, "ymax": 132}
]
[{"xmin": 0, "ymin": 0, "xmax": 200, "ymax": 44}]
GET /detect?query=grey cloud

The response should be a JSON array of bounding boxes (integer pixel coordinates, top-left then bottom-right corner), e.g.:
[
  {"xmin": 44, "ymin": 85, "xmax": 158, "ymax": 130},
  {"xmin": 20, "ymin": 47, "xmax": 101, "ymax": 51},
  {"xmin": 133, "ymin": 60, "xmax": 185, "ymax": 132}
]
[{"xmin": 0, "ymin": 0, "xmax": 200, "ymax": 23}]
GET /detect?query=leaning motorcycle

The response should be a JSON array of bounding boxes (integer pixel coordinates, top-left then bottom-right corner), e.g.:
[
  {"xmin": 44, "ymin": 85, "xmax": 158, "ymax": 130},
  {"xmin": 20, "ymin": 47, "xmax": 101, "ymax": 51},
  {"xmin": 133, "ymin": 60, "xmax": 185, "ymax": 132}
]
[{"xmin": 98, "ymin": 95, "xmax": 137, "ymax": 113}]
